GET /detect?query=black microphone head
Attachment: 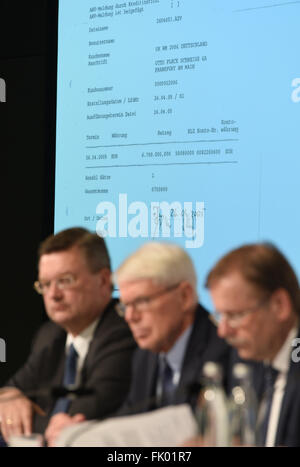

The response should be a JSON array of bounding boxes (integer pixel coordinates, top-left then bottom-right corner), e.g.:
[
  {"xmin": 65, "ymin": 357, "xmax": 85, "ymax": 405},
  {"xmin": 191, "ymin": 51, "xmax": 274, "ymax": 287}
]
[
  {"xmin": 185, "ymin": 381, "xmax": 203, "ymax": 397},
  {"xmin": 50, "ymin": 386, "xmax": 95, "ymax": 398}
]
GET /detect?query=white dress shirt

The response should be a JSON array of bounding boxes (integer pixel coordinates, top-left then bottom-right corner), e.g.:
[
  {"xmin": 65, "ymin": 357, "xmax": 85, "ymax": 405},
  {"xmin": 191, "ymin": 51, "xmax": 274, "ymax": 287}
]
[
  {"xmin": 65, "ymin": 318, "xmax": 100, "ymax": 387},
  {"xmin": 156, "ymin": 325, "xmax": 193, "ymax": 400}
]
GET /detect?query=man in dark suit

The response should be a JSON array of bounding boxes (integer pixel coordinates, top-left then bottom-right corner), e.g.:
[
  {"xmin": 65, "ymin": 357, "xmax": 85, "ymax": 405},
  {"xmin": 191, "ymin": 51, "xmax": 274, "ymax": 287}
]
[
  {"xmin": 113, "ymin": 242, "xmax": 230, "ymax": 415},
  {"xmin": 0, "ymin": 228, "xmax": 136, "ymax": 443},
  {"xmin": 206, "ymin": 242, "xmax": 300, "ymax": 447},
  {"xmin": 45, "ymin": 241, "xmax": 230, "ymax": 446}
]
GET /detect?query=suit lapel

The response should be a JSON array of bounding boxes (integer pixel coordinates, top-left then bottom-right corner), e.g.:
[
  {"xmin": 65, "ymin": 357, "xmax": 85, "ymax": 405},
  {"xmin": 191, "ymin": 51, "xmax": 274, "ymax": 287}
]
[
  {"xmin": 80, "ymin": 300, "xmax": 116, "ymax": 383},
  {"xmin": 144, "ymin": 352, "xmax": 159, "ymax": 410},
  {"xmin": 252, "ymin": 361, "xmax": 266, "ymax": 401},
  {"xmin": 176, "ymin": 307, "xmax": 208, "ymax": 402},
  {"xmin": 47, "ymin": 331, "xmax": 67, "ymax": 387},
  {"xmin": 275, "ymin": 357, "xmax": 299, "ymax": 445}
]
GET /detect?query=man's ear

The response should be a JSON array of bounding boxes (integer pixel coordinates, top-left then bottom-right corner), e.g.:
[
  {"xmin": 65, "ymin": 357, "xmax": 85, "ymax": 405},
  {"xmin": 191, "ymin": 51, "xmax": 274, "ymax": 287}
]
[
  {"xmin": 98, "ymin": 268, "xmax": 112, "ymax": 288},
  {"xmin": 271, "ymin": 288, "xmax": 294, "ymax": 322},
  {"xmin": 179, "ymin": 281, "xmax": 196, "ymax": 312}
]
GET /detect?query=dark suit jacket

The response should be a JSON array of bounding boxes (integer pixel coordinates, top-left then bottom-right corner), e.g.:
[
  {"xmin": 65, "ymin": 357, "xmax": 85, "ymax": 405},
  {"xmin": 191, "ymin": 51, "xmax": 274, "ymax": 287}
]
[
  {"xmin": 6, "ymin": 299, "xmax": 136, "ymax": 433},
  {"xmin": 117, "ymin": 304, "xmax": 231, "ymax": 416},
  {"xmin": 229, "ymin": 329, "xmax": 300, "ymax": 447}
]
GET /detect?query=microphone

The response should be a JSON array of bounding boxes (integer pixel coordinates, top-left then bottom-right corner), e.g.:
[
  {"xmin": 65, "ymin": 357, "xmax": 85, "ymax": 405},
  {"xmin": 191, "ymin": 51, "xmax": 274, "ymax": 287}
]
[
  {"xmin": 185, "ymin": 381, "xmax": 203, "ymax": 397},
  {"xmin": 47, "ymin": 386, "xmax": 95, "ymax": 398},
  {"xmin": 0, "ymin": 386, "xmax": 95, "ymax": 403},
  {"xmin": 28, "ymin": 385, "xmax": 95, "ymax": 399},
  {"xmin": 0, "ymin": 377, "xmax": 203, "ymax": 408},
  {"xmin": 115, "ymin": 379, "xmax": 204, "ymax": 418}
]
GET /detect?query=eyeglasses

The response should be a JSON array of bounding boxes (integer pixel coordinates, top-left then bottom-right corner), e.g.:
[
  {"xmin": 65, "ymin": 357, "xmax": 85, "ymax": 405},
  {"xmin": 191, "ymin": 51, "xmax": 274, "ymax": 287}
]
[
  {"xmin": 34, "ymin": 274, "xmax": 77, "ymax": 295},
  {"xmin": 212, "ymin": 294, "xmax": 271, "ymax": 328},
  {"xmin": 116, "ymin": 283, "xmax": 180, "ymax": 318}
]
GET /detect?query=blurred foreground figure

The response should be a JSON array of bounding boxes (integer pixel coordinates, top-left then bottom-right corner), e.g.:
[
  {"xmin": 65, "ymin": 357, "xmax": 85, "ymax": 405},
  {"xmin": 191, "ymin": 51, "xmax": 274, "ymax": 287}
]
[
  {"xmin": 206, "ymin": 242, "xmax": 300, "ymax": 447},
  {"xmin": 0, "ymin": 228, "xmax": 135, "ymax": 444}
]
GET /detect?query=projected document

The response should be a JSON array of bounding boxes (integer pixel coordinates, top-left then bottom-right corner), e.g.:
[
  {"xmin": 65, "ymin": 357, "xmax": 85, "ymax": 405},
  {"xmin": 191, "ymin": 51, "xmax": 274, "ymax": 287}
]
[{"xmin": 55, "ymin": 0, "xmax": 300, "ymax": 302}]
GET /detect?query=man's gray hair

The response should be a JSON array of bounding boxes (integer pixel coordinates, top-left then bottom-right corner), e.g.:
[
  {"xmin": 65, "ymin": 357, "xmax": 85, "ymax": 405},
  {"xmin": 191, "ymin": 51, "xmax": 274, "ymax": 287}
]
[{"xmin": 115, "ymin": 242, "xmax": 198, "ymax": 295}]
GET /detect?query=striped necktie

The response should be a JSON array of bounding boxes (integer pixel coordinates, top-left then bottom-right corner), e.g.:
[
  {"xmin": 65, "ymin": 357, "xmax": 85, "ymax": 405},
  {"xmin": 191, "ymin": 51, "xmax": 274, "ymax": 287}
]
[
  {"xmin": 259, "ymin": 365, "xmax": 278, "ymax": 445},
  {"xmin": 160, "ymin": 357, "xmax": 175, "ymax": 406},
  {"xmin": 51, "ymin": 343, "xmax": 78, "ymax": 415}
]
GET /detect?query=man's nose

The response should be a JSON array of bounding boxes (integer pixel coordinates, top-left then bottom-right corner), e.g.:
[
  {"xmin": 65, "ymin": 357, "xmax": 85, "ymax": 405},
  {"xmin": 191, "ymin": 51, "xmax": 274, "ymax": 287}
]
[
  {"xmin": 47, "ymin": 280, "xmax": 63, "ymax": 298},
  {"xmin": 217, "ymin": 317, "xmax": 235, "ymax": 339},
  {"xmin": 124, "ymin": 305, "xmax": 140, "ymax": 323}
]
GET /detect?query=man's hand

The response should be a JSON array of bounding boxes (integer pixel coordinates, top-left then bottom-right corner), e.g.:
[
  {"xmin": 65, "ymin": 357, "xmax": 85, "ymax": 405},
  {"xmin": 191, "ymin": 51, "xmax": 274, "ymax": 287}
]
[
  {"xmin": 45, "ymin": 413, "xmax": 86, "ymax": 447},
  {"xmin": 0, "ymin": 387, "xmax": 45, "ymax": 443}
]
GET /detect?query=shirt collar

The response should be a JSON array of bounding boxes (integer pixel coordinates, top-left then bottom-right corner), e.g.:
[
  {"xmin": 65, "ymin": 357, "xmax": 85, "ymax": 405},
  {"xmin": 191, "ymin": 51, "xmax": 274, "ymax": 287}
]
[
  {"xmin": 66, "ymin": 318, "xmax": 100, "ymax": 359},
  {"xmin": 270, "ymin": 326, "xmax": 298, "ymax": 374},
  {"xmin": 159, "ymin": 324, "xmax": 193, "ymax": 377}
]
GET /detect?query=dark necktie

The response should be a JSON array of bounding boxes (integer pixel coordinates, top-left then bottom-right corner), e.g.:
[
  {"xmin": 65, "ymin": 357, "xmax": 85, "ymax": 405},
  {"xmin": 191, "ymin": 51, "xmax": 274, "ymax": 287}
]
[
  {"xmin": 259, "ymin": 365, "xmax": 279, "ymax": 445},
  {"xmin": 160, "ymin": 357, "xmax": 175, "ymax": 407},
  {"xmin": 51, "ymin": 343, "xmax": 78, "ymax": 415}
]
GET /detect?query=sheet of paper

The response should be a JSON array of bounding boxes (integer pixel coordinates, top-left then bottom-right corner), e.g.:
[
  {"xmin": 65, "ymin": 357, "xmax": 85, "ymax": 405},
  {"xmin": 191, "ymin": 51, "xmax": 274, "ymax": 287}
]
[{"xmin": 56, "ymin": 404, "xmax": 198, "ymax": 447}]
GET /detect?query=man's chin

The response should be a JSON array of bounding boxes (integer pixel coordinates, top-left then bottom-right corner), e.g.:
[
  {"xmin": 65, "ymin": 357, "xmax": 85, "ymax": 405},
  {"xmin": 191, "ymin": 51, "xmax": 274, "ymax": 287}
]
[
  {"xmin": 134, "ymin": 335, "xmax": 160, "ymax": 353},
  {"xmin": 234, "ymin": 346, "xmax": 257, "ymax": 361},
  {"xmin": 49, "ymin": 310, "xmax": 71, "ymax": 324},
  {"xmin": 135, "ymin": 336, "xmax": 150, "ymax": 349},
  {"xmin": 227, "ymin": 340, "xmax": 253, "ymax": 360}
]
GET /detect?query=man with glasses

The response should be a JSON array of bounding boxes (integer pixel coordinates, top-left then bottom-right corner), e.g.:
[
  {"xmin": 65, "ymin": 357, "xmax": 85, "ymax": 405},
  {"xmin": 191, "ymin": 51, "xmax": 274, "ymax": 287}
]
[
  {"xmin": 111, "ymin": 241, "xmax": 230, "ymax": 416},
  {"xmin": 0, "ymin": 227, "xmax": 136, "ymax": 443},
  {"xmin": 206, "ymin": 242, "xmax": 300, "ymax": 447}
]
